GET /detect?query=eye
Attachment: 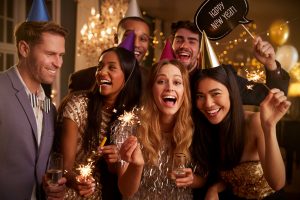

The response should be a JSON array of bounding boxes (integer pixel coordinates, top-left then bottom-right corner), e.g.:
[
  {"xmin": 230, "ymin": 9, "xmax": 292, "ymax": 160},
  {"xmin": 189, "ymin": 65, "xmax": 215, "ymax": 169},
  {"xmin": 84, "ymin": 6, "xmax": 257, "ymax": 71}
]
[
  {"xmin": 196, "ymin": 93, "xmax": 205, "ymax": 100},
  {"xmin": 212, "ymin": 92, "xmax": 221, "ymax": 97},
  {"xmin": 174, "ymin": 80, "xmax": 182, "ymax": 86},
  {"xmin": 140, "ymin": 35, "xmax": 149, "ymax": 42},
  {"xmin": 157, "ymin": 79, "xmax": 166, "ymax": 84}
]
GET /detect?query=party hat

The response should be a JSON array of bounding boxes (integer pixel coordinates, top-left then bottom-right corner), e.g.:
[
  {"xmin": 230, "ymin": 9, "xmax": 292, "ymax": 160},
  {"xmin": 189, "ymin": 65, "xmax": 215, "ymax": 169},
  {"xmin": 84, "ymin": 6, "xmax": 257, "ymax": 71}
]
[
  {"xmin": 26, "ymin": 0, "xmax": 50, "ymax": 22},
  {"xmin": 125, "ymin": 0, "xmax": 143, "ymax": 18},
  {"xmin": 200, "ymin": 31, "xmax": 220, "ymax": 69},
  {"xmin": 118, "ymin": 31, "xmax": 135, "ymax": 52},
  {"xmin": 160, "ymin": 39, "xmax": 175, "ymax": 61}
]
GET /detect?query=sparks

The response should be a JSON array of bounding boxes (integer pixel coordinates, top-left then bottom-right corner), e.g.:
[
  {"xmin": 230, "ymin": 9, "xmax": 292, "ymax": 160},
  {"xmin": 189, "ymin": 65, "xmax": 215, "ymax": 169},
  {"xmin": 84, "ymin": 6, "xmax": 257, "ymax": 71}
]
[
  {"xmin": 246, "ymin": 84, "xmax": 254, "ymax": 90},
  {"xmin": 245, "ymin": 69, "xmax": 265, "ymax": 83},
  {"xmin": 117, "ymin": 107, "xmax": 140, "ymax": 127},
  {"xmin": 77, "ymin": 163, "xmax": 94, "ymax": 179}
]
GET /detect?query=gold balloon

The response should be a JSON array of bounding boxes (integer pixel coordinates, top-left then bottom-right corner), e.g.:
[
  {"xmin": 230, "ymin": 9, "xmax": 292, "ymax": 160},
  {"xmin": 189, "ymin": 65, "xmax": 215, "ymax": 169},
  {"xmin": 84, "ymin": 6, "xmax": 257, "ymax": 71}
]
[{"xmin": 269, "ymin": 20, "xmax": 289, "ymax": 46}]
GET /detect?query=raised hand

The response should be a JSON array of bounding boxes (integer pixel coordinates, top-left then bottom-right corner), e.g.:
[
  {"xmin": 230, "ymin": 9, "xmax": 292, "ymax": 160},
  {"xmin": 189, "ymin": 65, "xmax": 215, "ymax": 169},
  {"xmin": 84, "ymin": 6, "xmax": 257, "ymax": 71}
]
[
  {"xmin": 260, "ymin": 88, "xmax": 291, "ymax": 129},
  {"xmin": 119, "ymin": 136, "xmax": 144, "ymax": 167},
  {"xmin": 100, "ymin": 144, "xmax": 119, "ymax": 164},
  {"xmin": 253, "ymin": 36, "xmax": 277, "ymax": 70}
]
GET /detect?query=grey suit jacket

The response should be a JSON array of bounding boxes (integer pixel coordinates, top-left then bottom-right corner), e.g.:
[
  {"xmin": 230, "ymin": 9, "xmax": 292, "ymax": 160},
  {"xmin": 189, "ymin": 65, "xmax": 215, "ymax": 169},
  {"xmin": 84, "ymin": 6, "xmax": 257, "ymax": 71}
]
[{"xmin": 0, "ymin": 67, "xmax": 56, "ymax": 200}]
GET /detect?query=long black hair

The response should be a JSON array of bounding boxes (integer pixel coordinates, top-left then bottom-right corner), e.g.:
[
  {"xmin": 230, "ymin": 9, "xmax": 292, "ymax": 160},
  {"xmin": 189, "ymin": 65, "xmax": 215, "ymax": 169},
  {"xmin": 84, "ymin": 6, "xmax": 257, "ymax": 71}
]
[
  {"xmin": 191, "ymin": 66, "xmax": 245, "ymax": 172},
  {"xmin": 83, "ymin": 47, "xmax": 142, "ymax": 152}
]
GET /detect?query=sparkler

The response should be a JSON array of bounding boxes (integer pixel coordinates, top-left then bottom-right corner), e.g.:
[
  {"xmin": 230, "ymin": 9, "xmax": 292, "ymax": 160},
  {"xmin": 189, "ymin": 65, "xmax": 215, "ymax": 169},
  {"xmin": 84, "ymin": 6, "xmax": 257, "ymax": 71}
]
[
  {"xmin": 76, "ymin": 162, "xmax": 94, "ymax": 181},
  {"xmin": 245, "ymin": 68, "xmax": 270, "ymax": 91},
  {"xmin": 111, "ymin": 107, "xmax": 141, "ymax": 166}
]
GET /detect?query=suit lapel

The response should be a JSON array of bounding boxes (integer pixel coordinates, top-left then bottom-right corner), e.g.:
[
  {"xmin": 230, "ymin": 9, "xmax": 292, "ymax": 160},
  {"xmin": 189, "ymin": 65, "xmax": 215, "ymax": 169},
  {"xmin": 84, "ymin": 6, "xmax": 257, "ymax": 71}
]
[{"xmin": 7, "ymin": 67, "xmax": 38, "ymax": 144}]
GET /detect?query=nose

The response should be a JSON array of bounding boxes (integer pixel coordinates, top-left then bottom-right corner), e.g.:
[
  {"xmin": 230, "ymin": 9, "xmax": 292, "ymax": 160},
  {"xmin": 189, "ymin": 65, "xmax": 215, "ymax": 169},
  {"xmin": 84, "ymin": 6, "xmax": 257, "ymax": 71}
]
[
  {"xmin": 166, "ymin": 82, "xmax": 175, "ymax": 92},
  {"xmin": 204, "ymin": 96, "xmax": 214, "ymax": 107},
  {"xmin": 134, "ymin": 36, "xmax": 140, "ymax": 48},
  {"xmin": 180, "ymin": 39, "xmax": 188, "ymax": 48},
  {"xmin": 53, "ymin": 55, "xmax": 63, "ymax": 68}
]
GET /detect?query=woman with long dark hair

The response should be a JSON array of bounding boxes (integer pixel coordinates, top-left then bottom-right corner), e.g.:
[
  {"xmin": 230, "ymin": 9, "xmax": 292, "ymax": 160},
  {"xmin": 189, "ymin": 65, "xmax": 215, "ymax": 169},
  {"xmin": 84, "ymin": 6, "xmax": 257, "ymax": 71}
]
[
  {"xmin": 191, "ymin": 66, "xmax": 290, "ymax": 200},
  {"xmin": 58, "ymin": 47, "xmax": 142, "ymax": 199}
]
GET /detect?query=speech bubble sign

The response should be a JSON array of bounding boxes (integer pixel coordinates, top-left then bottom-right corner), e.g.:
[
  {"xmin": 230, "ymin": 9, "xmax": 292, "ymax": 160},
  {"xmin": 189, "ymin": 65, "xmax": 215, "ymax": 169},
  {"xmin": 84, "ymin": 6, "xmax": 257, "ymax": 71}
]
[{"xmin": 194, "ymin": 0, "xmax": 252, "ymax": 40}]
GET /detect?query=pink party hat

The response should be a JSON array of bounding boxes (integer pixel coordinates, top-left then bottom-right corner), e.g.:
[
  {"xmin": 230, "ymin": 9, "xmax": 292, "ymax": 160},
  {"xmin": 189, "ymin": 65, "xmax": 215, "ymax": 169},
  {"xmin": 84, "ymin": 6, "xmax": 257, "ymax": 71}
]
[
  {"xmin": 159, "ymin": 39, "xmax": 175, "ymax": 61},
  {"xmin": 26, "ymin": 0, "xmax": 50, "ymax": 21},
  {"xmin": 118, "ymin": 31, "xmax": 135, "ymax": 52},
  {"xmin": 125, "ymin": 0, "xmax": 143, "ymax": 18}
]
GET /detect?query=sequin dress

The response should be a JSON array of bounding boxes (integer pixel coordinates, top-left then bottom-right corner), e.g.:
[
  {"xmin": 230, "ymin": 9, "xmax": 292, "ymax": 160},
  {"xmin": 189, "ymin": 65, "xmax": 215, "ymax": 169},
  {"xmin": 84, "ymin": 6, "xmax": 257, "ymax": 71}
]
[
  {"xmin": 220, "ymin": 161, "xmax": 275, "ymax": 200},
  {"xmin": 61, "ymin": 92, "xmax": 111, "ymax": 200},
  {"xmin": 128, "ymin": 136, "xmax": 193, "ymax": 200}
]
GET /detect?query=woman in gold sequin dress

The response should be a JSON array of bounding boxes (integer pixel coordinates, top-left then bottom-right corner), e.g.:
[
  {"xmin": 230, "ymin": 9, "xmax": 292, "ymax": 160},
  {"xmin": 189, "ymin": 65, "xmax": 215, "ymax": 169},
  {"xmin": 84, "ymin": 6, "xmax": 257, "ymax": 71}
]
[
  {"xmin": 191, "ymin": 66, "xmax": 290, "ymax": 200},
  {"xmin": 117, "ymin": 60, "xmax": 207, "ymax": 199},
  {"xmin": 58, "ymin": 47, "xmax": 142, "ymax": 199}
]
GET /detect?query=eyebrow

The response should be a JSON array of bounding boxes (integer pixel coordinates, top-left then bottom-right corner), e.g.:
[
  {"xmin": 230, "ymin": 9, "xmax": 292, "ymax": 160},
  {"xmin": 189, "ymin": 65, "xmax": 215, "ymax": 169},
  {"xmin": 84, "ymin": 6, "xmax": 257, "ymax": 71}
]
[
  {"xmin": 196, "ymin": 88, "xmax": 222, "ymax": 94},
  {"xmin": 156, "ymin": 74, "xmax": 182, "ymax": 79}
]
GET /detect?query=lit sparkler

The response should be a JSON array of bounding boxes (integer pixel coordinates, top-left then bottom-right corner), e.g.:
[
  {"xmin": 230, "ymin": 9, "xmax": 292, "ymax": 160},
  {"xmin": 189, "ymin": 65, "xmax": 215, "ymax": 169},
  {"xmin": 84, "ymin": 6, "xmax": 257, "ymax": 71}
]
[
  {"xmin": 77, "ymin": 162, "xmax": 94, "ymax": 181},
  {"xmin": 245, "ymin": 68, "xmax": 270, "ymax": 91},
  {"xmin": 117, "ymin": 107, "xmax": 141, "ymax": 127}
]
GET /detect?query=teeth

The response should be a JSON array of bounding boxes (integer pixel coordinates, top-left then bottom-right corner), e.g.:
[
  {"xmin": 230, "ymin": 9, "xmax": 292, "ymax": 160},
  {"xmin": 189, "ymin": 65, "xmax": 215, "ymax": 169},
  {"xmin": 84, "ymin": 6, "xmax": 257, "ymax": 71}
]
[
  {"xmin": 47, "ymin": 69, "xmax": 56, "ymax": 74},
  {"xmin": 134, "ymin": 51, "xmax": 140, "ymax": 56},
  {"xmin": 207, "ymin": 108, "xmax": 220, "ymax": 114},
  {"xmin": 100, "ymin": 79, "xmax": 111, "ymax": 84},
  {"xmin": 163, "ymin": 95, "xmax": 176, "ymax": 99}
]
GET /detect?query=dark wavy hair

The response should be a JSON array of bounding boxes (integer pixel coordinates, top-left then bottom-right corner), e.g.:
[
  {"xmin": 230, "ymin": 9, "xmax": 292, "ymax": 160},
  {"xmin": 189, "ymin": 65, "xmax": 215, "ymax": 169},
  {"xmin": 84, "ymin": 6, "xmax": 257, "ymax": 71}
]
[
  {"xmin": 83, "ymin": 47, "xmax": 142, "ymax": 152},
  {"xmin": 170, "ymin": 20, "xmax": 200, "ymax": 38},
  {"xmin": 191, "ymin": 66, "xmax": 245, "ymax": 172}
]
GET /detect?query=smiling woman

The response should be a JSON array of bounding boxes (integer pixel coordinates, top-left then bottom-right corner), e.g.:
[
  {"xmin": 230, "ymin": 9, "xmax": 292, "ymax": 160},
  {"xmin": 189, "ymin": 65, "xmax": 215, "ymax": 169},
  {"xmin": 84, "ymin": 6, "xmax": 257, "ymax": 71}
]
[
  {"xmin": 56, "ymin": 46, "xmax": 142, "ymax": 199},
  {"xmin": 116, "ymin": 59, "xmax": 207, "ymax": 199}
]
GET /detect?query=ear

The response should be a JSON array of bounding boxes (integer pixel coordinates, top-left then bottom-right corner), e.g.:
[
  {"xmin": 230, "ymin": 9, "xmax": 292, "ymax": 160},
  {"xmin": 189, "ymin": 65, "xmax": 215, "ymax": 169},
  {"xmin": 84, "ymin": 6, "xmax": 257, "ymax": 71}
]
[{"xmin": 18, "ymin": 41, "xmax": 30, "ymax": 57}]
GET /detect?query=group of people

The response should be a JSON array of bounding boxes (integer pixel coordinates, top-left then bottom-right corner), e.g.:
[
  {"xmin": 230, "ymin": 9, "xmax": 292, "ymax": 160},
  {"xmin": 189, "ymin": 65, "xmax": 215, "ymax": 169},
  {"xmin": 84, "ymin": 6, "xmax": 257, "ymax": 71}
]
[{"xmin": 0, "ymin": 2, "xmax": 292, "ymax": 200}]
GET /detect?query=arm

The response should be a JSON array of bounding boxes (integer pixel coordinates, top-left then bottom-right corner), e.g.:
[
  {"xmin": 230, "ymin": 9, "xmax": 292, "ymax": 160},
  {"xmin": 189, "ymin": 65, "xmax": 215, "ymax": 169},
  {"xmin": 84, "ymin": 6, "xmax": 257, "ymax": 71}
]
[
  {"xmin": 254, "ymin": 37, "xmax": 290, "ymax": 95},
  {"xmin": 235, "ymin": 36, "xmax": 290, "ymax": 105},
  {"xmin": 204, "ymin": 181, "xmax": 227, "ymax": 200},
  {"xmin": 254, "ymin": 89, "xmax": 291, "ymax": 190},
  {"xmin": 61, "ymin": 118, "xmax": 96, "ymax": 197},
  {"xmin": 118, "ymin": 136, "xmax": 144, "ymax": 198}
]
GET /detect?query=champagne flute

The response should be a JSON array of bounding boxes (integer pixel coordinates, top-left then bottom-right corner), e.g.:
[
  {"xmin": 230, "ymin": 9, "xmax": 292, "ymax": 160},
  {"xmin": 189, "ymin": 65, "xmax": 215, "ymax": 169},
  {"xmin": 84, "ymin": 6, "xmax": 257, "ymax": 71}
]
[
  {"xmin": 172, "ymin": 153, "xmax": 186, "ymax": 179},
  {"xmin": 46, "ymin": 152, "xmax": 63, "ymax": 186}
]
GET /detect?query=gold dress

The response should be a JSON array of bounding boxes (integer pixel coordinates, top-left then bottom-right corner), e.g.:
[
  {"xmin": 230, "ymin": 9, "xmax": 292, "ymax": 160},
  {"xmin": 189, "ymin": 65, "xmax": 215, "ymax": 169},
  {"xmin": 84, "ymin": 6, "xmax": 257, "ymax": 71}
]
[
  {"xmin": 61, "ymin": 92, "xmax": 111, "ymax": 200},
  {"xmin": 127, "ymin": 135, "xmax": 193, "ymax": 200},
  {"xmin": 220, "ymin": 161, "xmax": 275, "ymax": 200}
]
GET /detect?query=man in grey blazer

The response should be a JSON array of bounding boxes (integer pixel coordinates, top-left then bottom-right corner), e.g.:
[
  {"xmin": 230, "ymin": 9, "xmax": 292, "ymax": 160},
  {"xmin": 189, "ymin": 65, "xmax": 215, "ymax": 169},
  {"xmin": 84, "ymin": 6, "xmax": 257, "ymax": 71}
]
[{"xmin": 0, "ymin": 21, "xmax": 67, "ymax": 199}]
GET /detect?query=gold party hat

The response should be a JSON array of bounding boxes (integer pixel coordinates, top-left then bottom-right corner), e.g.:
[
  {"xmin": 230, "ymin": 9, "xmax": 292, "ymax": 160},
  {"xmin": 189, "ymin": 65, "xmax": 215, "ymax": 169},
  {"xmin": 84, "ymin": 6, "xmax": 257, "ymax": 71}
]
[{"xmin": 200, "ymin": 31, "xmax": 220, "ymax": 69}]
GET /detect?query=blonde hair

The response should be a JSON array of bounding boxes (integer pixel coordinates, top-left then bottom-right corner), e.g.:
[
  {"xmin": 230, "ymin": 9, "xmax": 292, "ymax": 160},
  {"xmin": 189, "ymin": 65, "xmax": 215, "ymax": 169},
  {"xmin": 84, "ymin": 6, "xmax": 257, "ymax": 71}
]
[{"xmin": 138, "ymin": 60, "xmax": 194, "ymax": 165}]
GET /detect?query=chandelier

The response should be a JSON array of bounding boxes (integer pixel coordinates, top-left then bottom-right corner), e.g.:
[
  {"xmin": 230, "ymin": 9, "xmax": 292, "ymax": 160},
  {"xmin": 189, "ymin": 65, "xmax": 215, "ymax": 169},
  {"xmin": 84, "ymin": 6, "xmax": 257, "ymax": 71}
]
[{"xmin": 78, "ymin": 0, "xmax": 129, "ymax": 65}]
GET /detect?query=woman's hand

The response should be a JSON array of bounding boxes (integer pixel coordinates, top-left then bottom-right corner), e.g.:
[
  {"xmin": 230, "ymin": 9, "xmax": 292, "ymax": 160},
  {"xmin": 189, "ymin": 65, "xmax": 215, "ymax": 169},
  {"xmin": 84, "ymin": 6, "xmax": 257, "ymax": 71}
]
[
  {"xmin": 75, "ymin": 175, "xmax": 96, "ymax": 197},
  {"xmin": 119, "ymin": 136, "xmax": 144, "ymax": 167},
  {"xmin": 173, "ymin": 168, "xmax": 194, "ymax": 187},
  {"xmin": 100, "ymin": 144, "xmax": 119, "ymax": 164},
  {"xmin": 260, "ymin": 88, "xmax": 291, "ymax": 130}
]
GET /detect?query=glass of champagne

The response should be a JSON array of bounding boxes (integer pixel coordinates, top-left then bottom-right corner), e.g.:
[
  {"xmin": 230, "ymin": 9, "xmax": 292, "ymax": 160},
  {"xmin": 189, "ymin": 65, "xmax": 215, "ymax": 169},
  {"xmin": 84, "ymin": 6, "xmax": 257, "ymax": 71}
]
[
  {"xmin": 172, "ymin": 153, "xmax": 186, "ymax": 179},
  {"xmin": 46, "ymin": 152, "xmax": 63, "ymax": 186}
]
